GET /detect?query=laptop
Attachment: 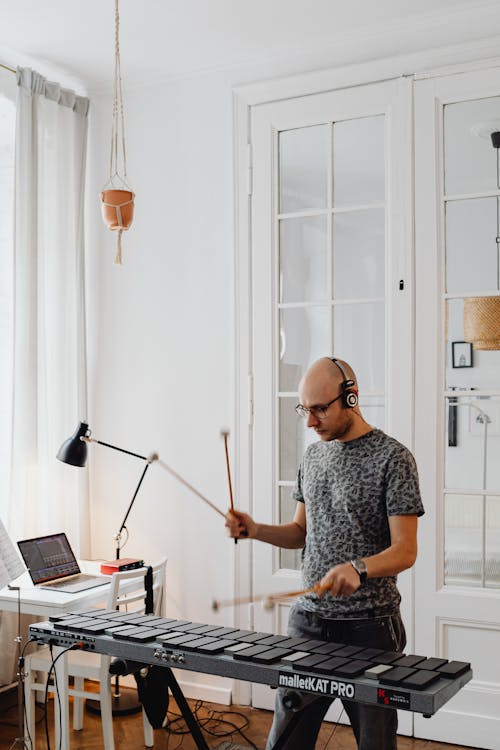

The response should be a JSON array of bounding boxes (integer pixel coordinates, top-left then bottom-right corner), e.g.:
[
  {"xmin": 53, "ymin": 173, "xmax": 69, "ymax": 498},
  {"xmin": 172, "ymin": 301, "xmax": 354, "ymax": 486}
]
[{"xmin": 17, "ymin": 532, "xmax": 109, "ymax": 593}]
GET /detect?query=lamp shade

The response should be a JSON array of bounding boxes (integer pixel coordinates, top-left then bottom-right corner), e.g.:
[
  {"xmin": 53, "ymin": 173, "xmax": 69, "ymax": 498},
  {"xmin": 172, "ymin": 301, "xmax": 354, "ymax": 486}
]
[
  {"xmin": 57, "ymin": 421, "xmax": 89, "ymax": 466},
  {"xmin": 463, "ymin": 297, "xmax": 500, "ymax": 350}
]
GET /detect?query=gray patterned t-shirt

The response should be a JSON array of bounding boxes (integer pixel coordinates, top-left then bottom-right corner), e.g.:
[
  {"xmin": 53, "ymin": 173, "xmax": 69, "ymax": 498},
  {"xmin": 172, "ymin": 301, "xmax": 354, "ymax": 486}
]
[{"xmin": 294, "ymin": 428, "xmax": 424, "ymax": 619}]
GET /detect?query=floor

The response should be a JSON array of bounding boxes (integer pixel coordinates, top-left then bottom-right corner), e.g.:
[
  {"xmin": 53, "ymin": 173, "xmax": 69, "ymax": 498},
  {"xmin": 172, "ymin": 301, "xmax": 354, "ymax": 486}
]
[{"xmin": 0, "ymin": 687, "xmax": 479, "ymax": 750}]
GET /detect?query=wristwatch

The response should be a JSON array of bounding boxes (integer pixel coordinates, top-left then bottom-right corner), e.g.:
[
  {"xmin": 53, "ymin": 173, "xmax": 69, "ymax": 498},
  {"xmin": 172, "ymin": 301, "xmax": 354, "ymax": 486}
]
[{"xmin": 350, "ymin": 558, "xmax": 368, "ymax": 584}]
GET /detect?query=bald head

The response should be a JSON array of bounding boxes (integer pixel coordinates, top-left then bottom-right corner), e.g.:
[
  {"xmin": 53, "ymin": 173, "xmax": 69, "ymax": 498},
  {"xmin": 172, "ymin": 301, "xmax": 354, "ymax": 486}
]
[{"xmin": 299, "ymin": 357, "xmax": 357, "ymax": 394}]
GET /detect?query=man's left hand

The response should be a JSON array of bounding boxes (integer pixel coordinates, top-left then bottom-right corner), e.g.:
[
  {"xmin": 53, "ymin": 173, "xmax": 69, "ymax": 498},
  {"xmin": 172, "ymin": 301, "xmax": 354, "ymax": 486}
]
[{"xmin": 318, "ymin": 562, "xmax": 361, "ymax": 597}]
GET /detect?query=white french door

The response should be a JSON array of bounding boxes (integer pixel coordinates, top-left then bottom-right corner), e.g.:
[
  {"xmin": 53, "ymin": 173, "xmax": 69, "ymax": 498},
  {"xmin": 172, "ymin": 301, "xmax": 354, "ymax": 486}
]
[
  {"xmin": 414, "ymin": 67, "xmax": 500, "ymax": 749},
  {"xmin": 248, "ymin": 78, "xmax": 414, "ymax": 728}
]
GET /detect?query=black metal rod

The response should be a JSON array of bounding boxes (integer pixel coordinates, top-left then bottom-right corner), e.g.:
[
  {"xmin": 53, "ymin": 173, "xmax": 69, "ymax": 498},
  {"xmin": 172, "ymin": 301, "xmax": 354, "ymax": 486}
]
[
  {"xmin": 270, "ymin": 709, "xmax": 304, "ymax": 750},
  {"xmin": 95, "ymin": 439, "xmax": 148, "ymax": 461},
  {"xmin": 164, "ymin": 669, "xmax": 210, "ymax": 750},
  {"xmin": 115, "ymin": 463, "xmax": 151, "ymax": 559},
  {"xmin": 8, "ymin": 585, "xmax": 30, "ymax": 749}
]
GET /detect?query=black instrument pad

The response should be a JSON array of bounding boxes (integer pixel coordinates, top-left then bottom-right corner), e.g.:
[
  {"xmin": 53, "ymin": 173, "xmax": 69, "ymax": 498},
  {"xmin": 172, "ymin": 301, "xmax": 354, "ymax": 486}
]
[
  {"xmin": 233, "ymin": 645, "xmax": 275, "ymax": 661},
  {"xmin": 181, "ymin": 636, "xmax": 217, "ymax": 650},
  {"xmin": 236, "ymin": 631, "xmax": 273, "ymax": 643},
  {"xmin": 205, "ymin": 627, "xmax": 240, "ymax": 638},
  {"xmin": 292, "ymin": 654, "xmax": 331, "ymax": 670},
  {"xmin": 414, "ymin": 658, "xmax": 447, "ymax": 671},
  {"xmin": 158, "ymin": 633, "xmax": 204, "ymax": 646},
  {"xmin": 311, "ymin": 642, "xmax": 346, "ymax": 655},
  {"xmin": 165, "ymin": 620, "xmax": 192, "ymax": 630},
  {"xmin": 380, "ymin": 666, "xmax": 417, "ymax": 685},
  {"xmin": 250, "ymin": 647, "xmax": 292, "ymax": 663},
  {"xmin": 392, "ymin": 655, "xmax": 426, "ymax": 668},
  {"xmin": 76, "ymin": 621, "xmax": 113, "ymax": 634},
  {"xmin": 331, "ymin": 645, "xmax": 364, "ymax": 658},
  {"xmin": 182, "ymin": 624, "xmax": 222, "ymax": 635},
  {"xmin": 132, "ymin": 616, "xmax": 164, "ymax": 625},
  {"xmin": 437, "ymin": 661, "xmax": 471, "ymax": 678},
  {"xmin": 376, "ymin": 651, "xmax": 405, "ymax": 665},
  {"xmin": 196, "ymin": 639, "xmax": 237, "ymax": 654},
  {"xmin": 64, "ymin": 618, "xmax": 99, "ymax": 630},
  {"xmin": 257, "ymin": 635, "xmax": 290, "ymax": 646},
  {"xmin": 277, "ymin": 637, "xmax": 310, "ymax": 649},
  {"xmin": 355, "ymin": 647, "xmax": 385, "ymax": 660},
  {"xmin": 225, "ymin": 629, "xmax": 254, "ymax": 639},
  {"xmin": 297, "ymin": 639, "xmax": 329, "ymax": 651},
  {"xmin": 126, "ymin": 628, "xmax": 164, "ymax": 642},
  {"xmin": 332, "ymin": 659, "xmax": 372, "ymax": 677},
  {"xmin": 401, "ymin": 670, "xmax": 441, "ymax": 690},
  {"xmin": 311, "ymin": 656, "xmax": 350, "ymax": 674}
]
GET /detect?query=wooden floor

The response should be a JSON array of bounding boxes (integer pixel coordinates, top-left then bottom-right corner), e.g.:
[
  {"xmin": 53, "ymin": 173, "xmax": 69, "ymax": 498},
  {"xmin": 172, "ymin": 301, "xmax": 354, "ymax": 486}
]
[{"xmin": 0, "ymin": 692, "xmax": 478, "ymax": 750}]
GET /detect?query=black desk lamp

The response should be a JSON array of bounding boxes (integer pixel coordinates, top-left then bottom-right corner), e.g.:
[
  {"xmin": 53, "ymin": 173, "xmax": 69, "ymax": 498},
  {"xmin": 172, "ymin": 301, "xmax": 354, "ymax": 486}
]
[
  {"xmin": 57, "ymin": 420, "xmax": 227, "ymax": 716},
  {"xmin": 57, "ymin": 420, "xmax": 158, "ymax": 716},
  {"xmin": 57, "ymin": 421, "xmax": 158, "ymax": 559}
]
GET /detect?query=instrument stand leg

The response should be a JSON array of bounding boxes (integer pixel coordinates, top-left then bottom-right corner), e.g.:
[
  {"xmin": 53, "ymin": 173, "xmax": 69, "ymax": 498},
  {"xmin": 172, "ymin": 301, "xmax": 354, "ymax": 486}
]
[
  {"xmin": 8, "ymin": 653, "xmax": 30, "ymax": 750},
  {"xmin": 164, "ymin": 668, "xmax": 210, "ymax": 750},
  {"xmin": 269, "ymin": 710, "xmax": 303, "ymax": 750},
  {"xmin": 8, "ymin": 586, "xmax": 30, "ymax": 750}
]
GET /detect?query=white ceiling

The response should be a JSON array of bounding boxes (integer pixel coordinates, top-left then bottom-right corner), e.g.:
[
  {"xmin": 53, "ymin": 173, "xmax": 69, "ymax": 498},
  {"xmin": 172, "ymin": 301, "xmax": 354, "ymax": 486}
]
[{"xmin": 1, "ymin": 0, "xmax": 500, "ymax": 92}]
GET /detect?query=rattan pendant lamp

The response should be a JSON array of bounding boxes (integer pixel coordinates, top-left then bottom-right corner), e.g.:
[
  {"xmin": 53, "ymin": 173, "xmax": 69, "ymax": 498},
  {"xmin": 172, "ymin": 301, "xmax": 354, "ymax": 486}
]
[{"xmin": 100, "ymin": 0, "xmax": 134, "ymax": 265}]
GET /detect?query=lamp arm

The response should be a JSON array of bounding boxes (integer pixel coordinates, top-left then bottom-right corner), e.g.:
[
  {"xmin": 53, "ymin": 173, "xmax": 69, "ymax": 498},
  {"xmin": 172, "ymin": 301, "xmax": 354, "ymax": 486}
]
[
  {"xmin": 83, "ymin": 435, "xmax": 149, "ymax": 462},
  {"xmin": 112, "ymin": 452, "xmax": 159, "ymax": 559}
]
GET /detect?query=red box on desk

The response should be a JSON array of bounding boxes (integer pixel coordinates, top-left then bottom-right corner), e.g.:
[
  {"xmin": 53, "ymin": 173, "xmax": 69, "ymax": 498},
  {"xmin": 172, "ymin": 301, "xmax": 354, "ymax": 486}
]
[{"xmin": 100, "ymin": 558, "xmax": 144, "ymax": 575}]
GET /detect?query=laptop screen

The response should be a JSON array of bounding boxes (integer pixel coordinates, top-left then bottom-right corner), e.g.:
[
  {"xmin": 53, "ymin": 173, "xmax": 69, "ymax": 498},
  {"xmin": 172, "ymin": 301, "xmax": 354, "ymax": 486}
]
[{"xmin": 17, "ymin": 532, "xmax": 81, "ymax": 584}]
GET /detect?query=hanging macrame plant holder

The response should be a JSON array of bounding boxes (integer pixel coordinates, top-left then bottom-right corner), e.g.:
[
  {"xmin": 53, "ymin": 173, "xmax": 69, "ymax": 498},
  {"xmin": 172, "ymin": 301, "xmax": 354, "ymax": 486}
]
[{"xmin": 101, "ymin": 0, "xmax": 134, "ymax": 265}]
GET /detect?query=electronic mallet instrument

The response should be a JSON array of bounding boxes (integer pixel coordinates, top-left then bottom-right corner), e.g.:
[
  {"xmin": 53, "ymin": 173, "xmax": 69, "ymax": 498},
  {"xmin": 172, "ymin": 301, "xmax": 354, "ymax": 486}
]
[{"xmin": 30, "ymin": 610, "xmax": 472, "ymax": 725}]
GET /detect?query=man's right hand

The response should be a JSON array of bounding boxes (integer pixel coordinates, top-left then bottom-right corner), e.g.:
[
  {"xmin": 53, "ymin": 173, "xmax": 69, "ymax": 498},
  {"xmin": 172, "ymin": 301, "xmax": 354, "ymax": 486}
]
[{"xmin": 225, "ymin": 509, "xmax": 256, "ymax": 540}]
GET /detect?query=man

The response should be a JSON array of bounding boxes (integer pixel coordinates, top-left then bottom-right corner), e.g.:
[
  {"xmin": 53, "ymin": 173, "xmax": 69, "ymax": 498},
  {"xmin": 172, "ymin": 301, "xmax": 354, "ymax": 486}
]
[{"xmin": 225, "ymin": 357, "xmax": 424, "ymax": 750}]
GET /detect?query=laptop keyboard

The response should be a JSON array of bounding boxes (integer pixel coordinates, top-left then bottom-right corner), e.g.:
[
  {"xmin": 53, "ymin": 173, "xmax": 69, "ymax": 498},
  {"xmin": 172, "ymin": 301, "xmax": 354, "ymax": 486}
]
[{"xmin": 44, "ymin": 574, "xmax": 95, "ymax": 588}]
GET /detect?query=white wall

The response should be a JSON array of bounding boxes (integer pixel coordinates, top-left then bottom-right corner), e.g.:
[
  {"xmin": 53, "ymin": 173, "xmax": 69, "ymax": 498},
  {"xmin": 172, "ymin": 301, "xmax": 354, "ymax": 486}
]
[{"xmin": 86, "ymin": 68, "xmax": 242, "ymax": 700}]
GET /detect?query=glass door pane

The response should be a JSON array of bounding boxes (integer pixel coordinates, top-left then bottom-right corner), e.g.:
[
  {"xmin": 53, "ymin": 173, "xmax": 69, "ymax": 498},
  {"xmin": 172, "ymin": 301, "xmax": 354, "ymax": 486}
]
[
  {"xmin": 279, "ymin": 125, "xmax": 329, "ymax": 213},
  {"xmin": 333, "ymin": 116, "xmax": 385, "ymax": 206},
  {"xmin": 333, "ymin": 207, "xmax": 385, "ymax": 299},
  {"xmin": 445, "ymin": 198, "xmax": 498, "ymax": 294},
  {"xmin": 279, "ymin": 215, "xmax": 328, "ymax": 303},
  {"xmin": 444, "ymin": 96, "xmax": 500, "ymax": 195}
]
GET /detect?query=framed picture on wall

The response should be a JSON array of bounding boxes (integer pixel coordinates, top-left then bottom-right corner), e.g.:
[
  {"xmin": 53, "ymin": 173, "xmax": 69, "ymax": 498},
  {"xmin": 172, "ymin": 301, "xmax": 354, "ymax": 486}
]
[{"xmin": 452, "ymin": 341, "xmax": 473, "ymax": 368}]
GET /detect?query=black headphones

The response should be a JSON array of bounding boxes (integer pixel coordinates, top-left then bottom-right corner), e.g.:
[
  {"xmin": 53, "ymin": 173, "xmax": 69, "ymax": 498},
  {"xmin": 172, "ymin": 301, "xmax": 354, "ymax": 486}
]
[{"xmin": 330, "ymin": 358, "xmax": 358, "ymax": 409}]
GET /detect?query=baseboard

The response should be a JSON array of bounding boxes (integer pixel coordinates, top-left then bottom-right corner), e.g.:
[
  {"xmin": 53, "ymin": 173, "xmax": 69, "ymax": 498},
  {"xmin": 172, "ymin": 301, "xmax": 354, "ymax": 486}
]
[
  {"xmin": 118, "ymin": 674, "xmax": 232, "ymax": 706},
  {"xmin": 174, "ymin": 678, "xmax": 232, "ymax": 706}
]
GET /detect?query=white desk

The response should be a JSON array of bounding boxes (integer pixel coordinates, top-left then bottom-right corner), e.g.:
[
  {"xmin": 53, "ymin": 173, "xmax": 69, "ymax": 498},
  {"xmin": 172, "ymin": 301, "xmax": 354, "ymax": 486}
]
[
  {"xmin": 0, "ymin": 561, "xmax": 113, "ymax": 749},
  {"xmin": 0, "ymin": 561, "xmax": 112, "ymax": 617}
]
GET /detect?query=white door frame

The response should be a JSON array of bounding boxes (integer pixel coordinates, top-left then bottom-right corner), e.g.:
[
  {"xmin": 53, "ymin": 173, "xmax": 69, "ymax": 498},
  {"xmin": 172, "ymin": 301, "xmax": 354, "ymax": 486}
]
[{"xmin": 248, "ymin": 76, "xmax": 414, "ymax": 725}]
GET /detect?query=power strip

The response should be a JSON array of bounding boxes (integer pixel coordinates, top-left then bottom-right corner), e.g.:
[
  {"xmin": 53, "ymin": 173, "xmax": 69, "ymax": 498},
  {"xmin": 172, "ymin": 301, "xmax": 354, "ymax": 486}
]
[{"xmin": 212, "ymin": 742, "xmax": 255, "ymax": 750}]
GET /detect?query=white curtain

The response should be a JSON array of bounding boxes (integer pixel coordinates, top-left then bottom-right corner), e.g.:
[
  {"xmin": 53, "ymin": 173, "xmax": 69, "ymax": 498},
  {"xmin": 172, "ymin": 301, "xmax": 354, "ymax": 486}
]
[{"xmin": 8, "ymin": 68, "xmax": 90, "ymax": 553}]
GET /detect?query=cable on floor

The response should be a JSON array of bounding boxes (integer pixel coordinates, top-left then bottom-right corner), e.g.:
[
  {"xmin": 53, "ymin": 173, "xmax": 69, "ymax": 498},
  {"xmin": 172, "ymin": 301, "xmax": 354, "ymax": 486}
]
[{"xmin": 163, "ymin": 699, "xmax": 258, "ymax": 750}]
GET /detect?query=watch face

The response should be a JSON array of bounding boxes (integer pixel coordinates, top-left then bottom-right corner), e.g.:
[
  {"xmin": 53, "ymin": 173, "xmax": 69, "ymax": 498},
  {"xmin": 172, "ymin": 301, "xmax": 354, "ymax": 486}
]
[
  {"xmin": 352, "ymin": 559, "xmax": 367, "ymax": 580},
  {"xmin": 357, "ymin": 559, "xmax": 367, "ymax": 573}
]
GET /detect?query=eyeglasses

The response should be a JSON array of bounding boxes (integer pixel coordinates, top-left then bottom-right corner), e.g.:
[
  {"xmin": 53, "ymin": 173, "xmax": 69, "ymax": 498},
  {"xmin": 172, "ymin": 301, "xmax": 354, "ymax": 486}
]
[{"xmin": 295, "ymin": 392, "xmax": 343, "ymax": 419}]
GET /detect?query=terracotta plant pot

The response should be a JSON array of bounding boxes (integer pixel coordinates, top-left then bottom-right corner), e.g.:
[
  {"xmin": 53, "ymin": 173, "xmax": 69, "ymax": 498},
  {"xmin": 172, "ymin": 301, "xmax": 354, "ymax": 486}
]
[{"xmin": 101, "ymin": 189, "xmax": 135, "ymax": 231}]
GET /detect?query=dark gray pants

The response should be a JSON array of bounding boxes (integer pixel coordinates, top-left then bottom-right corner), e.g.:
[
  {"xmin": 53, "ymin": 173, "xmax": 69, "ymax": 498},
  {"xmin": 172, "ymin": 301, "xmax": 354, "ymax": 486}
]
[{"xmin": 265, "ymin": 605, "xmax": 406, "ymax": 750}]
